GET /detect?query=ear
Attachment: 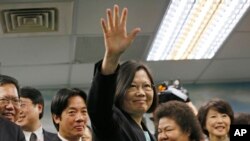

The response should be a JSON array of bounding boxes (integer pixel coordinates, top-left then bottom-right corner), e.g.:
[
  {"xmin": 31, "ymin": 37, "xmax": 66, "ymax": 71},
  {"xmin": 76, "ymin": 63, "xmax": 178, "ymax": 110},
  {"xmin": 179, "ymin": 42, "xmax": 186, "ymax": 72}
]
[
  {"xmin": 52, "ymin": 114, "xmax": 61, "ymax": 124},
  {"xmin": 37, "ymin": 104, "xmax": 43, "ymax": 114},
  {"xmin": 186, "ymin": 128, "xmax": 191, "ymax": 137}
]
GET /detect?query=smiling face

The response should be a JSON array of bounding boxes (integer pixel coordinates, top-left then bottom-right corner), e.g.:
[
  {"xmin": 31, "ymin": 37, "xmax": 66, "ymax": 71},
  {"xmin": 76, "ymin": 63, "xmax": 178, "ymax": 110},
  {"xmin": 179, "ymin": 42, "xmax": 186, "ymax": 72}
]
[
  {"xmin": 205, "ymin": 108, "xmax": 231, "ymax": 139},
  {"xmin": 0, "ymin": 83, "xmax": 20, "ymax": 122},
  {"xmin": 158, "ymin": 117, "xmax": 190, "ymax": 141},
  {"xmin": 16, "ymin": 97, "xmax": 42, "ymax": 131},
  {"xmin": 53, "ymin": 95, "xmax": 88, "ymax": 141},
  {"xmin": 122, "ymin": 69, "xmax": 154, "ymax": 116}
]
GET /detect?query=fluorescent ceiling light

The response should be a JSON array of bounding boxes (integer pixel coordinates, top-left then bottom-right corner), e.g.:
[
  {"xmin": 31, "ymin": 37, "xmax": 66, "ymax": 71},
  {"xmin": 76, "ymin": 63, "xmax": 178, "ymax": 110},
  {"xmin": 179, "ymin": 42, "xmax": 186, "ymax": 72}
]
[{"xmin": 147, "ymin": 0, "xmax": 250, "ymax": 61}]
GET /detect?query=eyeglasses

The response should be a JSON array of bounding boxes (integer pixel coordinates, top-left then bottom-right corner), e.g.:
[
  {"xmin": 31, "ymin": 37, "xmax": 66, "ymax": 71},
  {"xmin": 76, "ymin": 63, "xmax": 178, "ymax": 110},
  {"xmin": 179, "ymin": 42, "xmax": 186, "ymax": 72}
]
[
  {"xmin": 0, "ymin": 97, "xmax": 20, "ymax": 107},
  {"xmin": 127, "ymin": 83, "xmax": 154, "ymax": 92}
]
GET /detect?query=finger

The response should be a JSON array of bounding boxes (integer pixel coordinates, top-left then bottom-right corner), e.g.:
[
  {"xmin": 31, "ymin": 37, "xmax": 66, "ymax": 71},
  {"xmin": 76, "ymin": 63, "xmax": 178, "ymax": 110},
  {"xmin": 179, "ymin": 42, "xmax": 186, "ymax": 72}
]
[
  {"xmin": 101, "ymin": 18, "xmax": 108, "ymax": 35},
  {"xmin": 114, "ymin": 4, "xmax": 119, "ymax": 27},
  {"xmin": 128, "ymin": 28, "xmax": 141, "ymax": 41},
  {"xmin": 107, "ymin": 8, "xmax": 113, "ymax": 31},
  {"xmin": 120, "ymin": 7, "xmax": 127, "ymax": 28}
]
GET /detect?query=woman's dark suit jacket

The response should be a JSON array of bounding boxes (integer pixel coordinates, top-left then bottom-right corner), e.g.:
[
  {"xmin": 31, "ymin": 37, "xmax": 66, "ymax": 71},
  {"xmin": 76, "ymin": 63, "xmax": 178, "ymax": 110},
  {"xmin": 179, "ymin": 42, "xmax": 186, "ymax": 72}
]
[{"xmin": 88, "ymin": 61, "xmax": 156, "ymax": 141}]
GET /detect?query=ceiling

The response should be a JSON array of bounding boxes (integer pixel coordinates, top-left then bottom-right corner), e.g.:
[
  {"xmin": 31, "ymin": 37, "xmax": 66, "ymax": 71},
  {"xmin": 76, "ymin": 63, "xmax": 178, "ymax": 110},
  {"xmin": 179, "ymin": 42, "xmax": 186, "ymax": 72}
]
[{"xmin": 0, "ymin": 0, "xmax": 250, "ymax": 89}]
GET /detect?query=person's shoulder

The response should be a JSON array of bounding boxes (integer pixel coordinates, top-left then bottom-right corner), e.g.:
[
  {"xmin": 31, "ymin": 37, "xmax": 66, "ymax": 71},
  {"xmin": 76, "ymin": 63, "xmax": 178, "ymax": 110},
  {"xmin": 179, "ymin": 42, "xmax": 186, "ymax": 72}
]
[
  {"xmin": 0, "ymin": 117, "xmax": 20, "ymax": 128},
  {"xmin": 43, "ymin": 129, "xmax": 57, "ymax": 139},
  {"xmin": 0, "ymin": 117, "xmax": 25, "ymax": 141},
  {"xmin": 49, "ymin": 134, "xmax": 61, "ymax": 141}
]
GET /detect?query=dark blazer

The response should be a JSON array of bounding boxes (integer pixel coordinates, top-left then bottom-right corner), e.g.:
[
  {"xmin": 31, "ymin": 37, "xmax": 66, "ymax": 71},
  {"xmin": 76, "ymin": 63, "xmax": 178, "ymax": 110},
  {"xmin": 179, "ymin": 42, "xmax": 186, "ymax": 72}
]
[
  {"xmin": 0, "ymin": 117, "xmax": 26, "ymax": 141},
  {"xmin": 49, "ymin": 135, "xmax": 82, "ymax": 141},
  {"xmin": 88, "ymin": 61, "xmax": 156, "ymax": 141},
  {"xmin": 43, "ymin": 129, "xmax": 57, "ymax": 141},
  {"xmin": 49, "ymin": 135, "xmax": 62, "ymax": 141}
]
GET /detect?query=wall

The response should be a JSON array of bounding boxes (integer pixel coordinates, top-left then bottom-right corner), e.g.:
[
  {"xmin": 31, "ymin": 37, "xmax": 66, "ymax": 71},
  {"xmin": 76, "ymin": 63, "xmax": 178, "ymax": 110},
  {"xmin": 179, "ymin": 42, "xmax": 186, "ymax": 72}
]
[{"xmin": 186, "ymin": 82, "xmax": 250, "ymax": 112}]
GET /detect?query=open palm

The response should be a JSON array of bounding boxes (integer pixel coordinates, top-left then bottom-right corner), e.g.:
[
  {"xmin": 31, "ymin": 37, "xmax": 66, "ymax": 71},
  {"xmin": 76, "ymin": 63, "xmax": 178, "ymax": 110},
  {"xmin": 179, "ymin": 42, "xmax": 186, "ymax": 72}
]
[{"xmin": 101, "ymin": 5, "xmax": 140, "ymax": 57}]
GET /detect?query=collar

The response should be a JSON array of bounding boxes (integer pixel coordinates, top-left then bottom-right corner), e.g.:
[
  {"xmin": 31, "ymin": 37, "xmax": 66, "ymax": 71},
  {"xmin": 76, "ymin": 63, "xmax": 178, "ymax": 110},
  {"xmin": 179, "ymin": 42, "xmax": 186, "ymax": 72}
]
[
  {"xmin": 57, "ymin": 133, "xmax": 82, "ymax": 141},
  {"xmin": 23, "ymin": 125, "xmax": 44, "ymax": 141}
]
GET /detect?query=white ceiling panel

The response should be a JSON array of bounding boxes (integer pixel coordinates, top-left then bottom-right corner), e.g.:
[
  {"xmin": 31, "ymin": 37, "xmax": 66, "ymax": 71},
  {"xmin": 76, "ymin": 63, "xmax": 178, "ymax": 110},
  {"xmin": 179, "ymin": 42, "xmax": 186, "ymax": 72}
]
[
  {"xmin": 216, "ymin": 32, "xmax": 250, "ymax": 59},
  {"xmin": 1, "ymin": 64, "xmax": 70, "ymax": 87},
  {"xmin": 75, "ymin": 0, "xmax": 169, "ymax": 34},
  {"xmin": 235, "ymin": 8, "xmax": 250, "ymax": 31},
  {"xmin": 70, "ymin": 63, "xmax": 94, "ymax": 88},
  {"xmin": 0, "ymin": 36, "xmax": 72, "ymax": 65},
  {"xmin": 200, "ymin": 59, "xmax": 250, "ymax": 82},
  {"xmin": 0, "ymin": 0, "xmax": 249, "ymax": 88},
  {"xmin": 146, "ymin": 60, "xmax": 211, "ymax": 84}
]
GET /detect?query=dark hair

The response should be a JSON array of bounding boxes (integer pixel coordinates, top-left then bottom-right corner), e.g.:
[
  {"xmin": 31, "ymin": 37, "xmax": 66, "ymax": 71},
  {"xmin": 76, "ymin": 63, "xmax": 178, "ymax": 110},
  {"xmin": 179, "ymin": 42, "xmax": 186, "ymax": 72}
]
[
  {"xmin": 197, "ymin": 98, "xmax": 234, "ymax": 137},
  {"xmin": 115, "ymin": 60, "xmax": 158, "ymax": 113},
  {"xmin": 154, "ymin": 100, "xmax": 204, "ymax": 141},
  {"xmin": 20, "ymin": 86, "xmax": 44, "ymax": 119},
  {"xmin": 51, "ymin": 88, "xmax": 87, "ymax": 131},
  {"xmin": 234, "ymin": 112, "xmax": 250, "ymax": 125},
  {"xmin": 0, "ymin": 74, "xmax": 20, "ymax": 97}
]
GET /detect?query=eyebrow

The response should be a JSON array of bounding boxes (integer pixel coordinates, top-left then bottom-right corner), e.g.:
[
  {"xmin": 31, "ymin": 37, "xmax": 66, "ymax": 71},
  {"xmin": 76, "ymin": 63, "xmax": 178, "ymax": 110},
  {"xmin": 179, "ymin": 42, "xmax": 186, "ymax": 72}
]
[
  {"xmin": 159, "ymin": 125, "xmax": 171, "ymax": 129},
  {"xmin": 67, "ymin": 106, "xmax": 87, "ymax": 110},
  {"xmin": 0, "ymin": 96, "xmax": 19, "ymax": 99}
]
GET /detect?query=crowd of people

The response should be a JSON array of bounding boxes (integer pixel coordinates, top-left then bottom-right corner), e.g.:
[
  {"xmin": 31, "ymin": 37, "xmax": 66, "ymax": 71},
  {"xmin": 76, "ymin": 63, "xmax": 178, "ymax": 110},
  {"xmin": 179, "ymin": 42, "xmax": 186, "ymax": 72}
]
[{"xmin": 0, "ymin": 4, "xmax": 249, "ymax": 141}]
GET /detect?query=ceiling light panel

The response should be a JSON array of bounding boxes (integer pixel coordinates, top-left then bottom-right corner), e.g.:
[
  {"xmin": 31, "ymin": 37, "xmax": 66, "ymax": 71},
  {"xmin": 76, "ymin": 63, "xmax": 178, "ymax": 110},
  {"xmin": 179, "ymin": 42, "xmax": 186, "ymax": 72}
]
[{"xmin": 147, "ymin": 0, "xmax": 250, "ymax": 61}]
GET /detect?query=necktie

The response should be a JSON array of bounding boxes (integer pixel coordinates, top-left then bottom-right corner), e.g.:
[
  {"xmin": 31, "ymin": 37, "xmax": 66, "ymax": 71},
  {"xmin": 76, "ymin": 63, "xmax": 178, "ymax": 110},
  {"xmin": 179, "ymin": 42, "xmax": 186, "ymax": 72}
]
[{"xmin": 30, "ymin": 132, "xmax": 37, "ymax": 141}]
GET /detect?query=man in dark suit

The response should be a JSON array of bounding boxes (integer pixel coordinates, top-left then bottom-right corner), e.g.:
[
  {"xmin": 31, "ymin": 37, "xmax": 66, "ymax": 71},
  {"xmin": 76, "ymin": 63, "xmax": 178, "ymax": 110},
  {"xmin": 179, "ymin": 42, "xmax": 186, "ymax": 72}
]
[
  {"xmin": 51, "ymin": 88, "xmax": 89, "ymax": 141},
  {"xmin": 0, "ymin": 116, "xmax": 26, "ymax": 141},
  {"xmin": 0, "ymin": 74, "xmax": 25, "ymax": 140},
  {"xmin": 16, "ymin": 86, "xmax": 56, "ymax": 141}
]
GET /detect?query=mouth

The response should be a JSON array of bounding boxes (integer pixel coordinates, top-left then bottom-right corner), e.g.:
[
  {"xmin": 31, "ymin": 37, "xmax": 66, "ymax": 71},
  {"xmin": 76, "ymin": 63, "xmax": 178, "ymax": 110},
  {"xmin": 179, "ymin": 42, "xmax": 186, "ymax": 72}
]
[
  {"xmin": 134, "ymin": 99, "xmax": 146, "ymax": 103},
  {"xmin": 19, "ymin": 114, "xmax": 25, "ymax": 118},
  {"xmin": 215, "ymin": 126, "xmax": 226, "ymax": 131},
  {"xmin": 17, "ymin": 115, "xmax": 25, "ymax": 121},
  {"xmin": 3, "ymin": 113, "xmax": 14, "ymax": 118},
  {"xmin": 18, "ymin": 115, "xmax": 25, "ymax": 119},
  {"xmin": 3, "ymin": 114, "xmax": 15, "ymax": 121},
  {"xmin": 74, "ymin": 125, "xmax": 84, "ymax": 131}
]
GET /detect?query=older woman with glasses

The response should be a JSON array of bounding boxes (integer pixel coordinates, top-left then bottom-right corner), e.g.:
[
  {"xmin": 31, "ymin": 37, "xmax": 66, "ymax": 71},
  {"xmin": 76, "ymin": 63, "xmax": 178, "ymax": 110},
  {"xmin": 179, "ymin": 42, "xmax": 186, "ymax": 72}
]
[{"xmin": 87, "ymin": 4, "xmax": 158, "ymax": 141}]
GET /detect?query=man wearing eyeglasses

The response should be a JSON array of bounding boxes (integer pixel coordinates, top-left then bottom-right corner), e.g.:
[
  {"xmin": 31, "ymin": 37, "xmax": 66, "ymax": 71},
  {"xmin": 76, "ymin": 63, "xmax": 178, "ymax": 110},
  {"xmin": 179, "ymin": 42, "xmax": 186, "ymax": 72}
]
[
  {"xmin": 0, "ymin": 74, "xmax": 20, "ymax": 122},
  {"xmin": 16, "ymin": 86, "xmax": 57, "ymax": 141},
  {"xmin": 0, "ymin": 74, "xmax": 25, "ymax": 141}
]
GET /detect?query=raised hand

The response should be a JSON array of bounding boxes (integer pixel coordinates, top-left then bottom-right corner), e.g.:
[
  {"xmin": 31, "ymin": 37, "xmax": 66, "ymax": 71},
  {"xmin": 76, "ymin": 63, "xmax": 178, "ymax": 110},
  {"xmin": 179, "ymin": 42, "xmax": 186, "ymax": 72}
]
[{"xmin": 101, "ymin": 4, "xmax": 141, "ymax": 74}]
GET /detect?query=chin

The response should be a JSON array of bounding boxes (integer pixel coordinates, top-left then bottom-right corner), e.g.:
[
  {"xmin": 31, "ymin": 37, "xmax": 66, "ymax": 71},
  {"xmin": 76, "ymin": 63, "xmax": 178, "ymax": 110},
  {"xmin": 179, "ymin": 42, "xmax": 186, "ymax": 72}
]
[
  {"xmin": 6, "ymin": 117, "xmax": 15, "ymax": 122},
  {"xmin": 135, "ymin": 108, "xmax": 148, "ymax": 114}
]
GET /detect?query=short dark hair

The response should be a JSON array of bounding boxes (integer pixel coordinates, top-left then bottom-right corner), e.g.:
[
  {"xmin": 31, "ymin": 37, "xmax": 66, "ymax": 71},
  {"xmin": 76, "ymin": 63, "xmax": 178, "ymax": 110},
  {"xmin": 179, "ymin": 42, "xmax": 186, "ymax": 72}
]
[
  {"xmin": 0, "ymin": 74, "xmax": 20, "ymax": 97},
  {"xmin": 197, "ymin": 98, "xmax": 234, "ymax": 137},
  {"xmin": 154, "ymin": 100, "xmax": 204, "ymax": 141},
  {"xmin": 51, "ymin": 88, "xmax": 87, "ymax": 131},
  {"xmin": 115, "ymin": 60, "xmax": 158, "ymax": 113},
  {"xmin": 20, "ymin": 86, "xmax": 44, "ymax": 119}
]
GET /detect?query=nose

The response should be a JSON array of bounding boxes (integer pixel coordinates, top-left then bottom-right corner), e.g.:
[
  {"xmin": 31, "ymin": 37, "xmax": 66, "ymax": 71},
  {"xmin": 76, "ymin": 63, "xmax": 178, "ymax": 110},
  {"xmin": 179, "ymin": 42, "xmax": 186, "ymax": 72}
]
[
  {"xmin": 217, "ymin": 116, "xmax": 224, "ymax": 123},
  {"xmin": 75, "ymin": 113, "xmax": 87, "ymax": 122},
  {"xmin": 136, "ymin": 87, "xmax": 146, "ymax": 96},
  {"xmin": 5, "ymin": 101, "xmax": 15, "ymax": 109},
  {"xmin": 158, "ymin": 132, "xmax": 168, "ymax": 141}
]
